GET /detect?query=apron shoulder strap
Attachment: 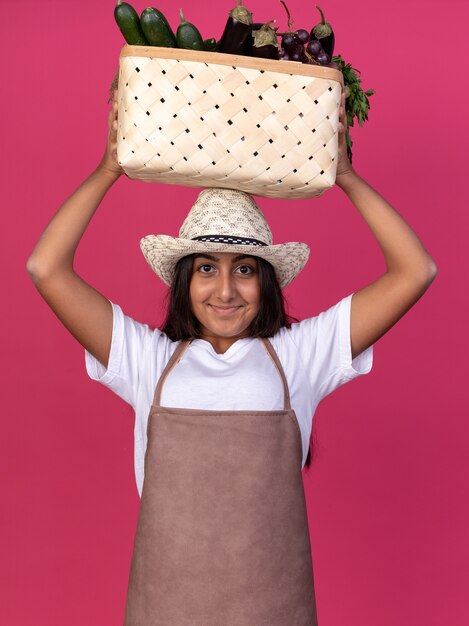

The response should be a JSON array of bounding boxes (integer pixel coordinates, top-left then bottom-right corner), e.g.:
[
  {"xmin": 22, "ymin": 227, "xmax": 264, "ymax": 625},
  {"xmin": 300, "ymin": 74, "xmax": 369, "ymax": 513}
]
[
  {"xmin": 152, "ymin": 338, "xmax": 292, "ymax": 412},
  {"xmin": 153, "ymin": 340, "xmax": 191, "ymax": 407},
  {"xmin": 260, "ymin": 338, "xmax": 292, "ymax": 412}
]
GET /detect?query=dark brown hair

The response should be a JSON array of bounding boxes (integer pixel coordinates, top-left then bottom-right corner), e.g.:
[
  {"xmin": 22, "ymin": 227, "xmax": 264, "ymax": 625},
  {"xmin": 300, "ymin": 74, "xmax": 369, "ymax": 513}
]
[{"xmin": 160, "ymin": 253, "xmax": 313, "ymax": 468}]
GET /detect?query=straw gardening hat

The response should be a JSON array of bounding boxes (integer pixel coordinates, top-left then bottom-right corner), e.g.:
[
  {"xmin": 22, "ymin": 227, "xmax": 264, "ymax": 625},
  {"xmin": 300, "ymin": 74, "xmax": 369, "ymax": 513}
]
[{"xmin": 140, "ymin": 188, "xmax": 310, "ymax": 289}]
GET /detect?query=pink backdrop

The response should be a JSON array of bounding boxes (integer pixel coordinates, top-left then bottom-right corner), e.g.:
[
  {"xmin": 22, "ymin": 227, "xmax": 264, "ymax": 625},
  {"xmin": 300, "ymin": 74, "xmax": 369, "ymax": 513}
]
[{"xmin": 3, "ymin": 0, "xmax": 468, "ymax": 624}]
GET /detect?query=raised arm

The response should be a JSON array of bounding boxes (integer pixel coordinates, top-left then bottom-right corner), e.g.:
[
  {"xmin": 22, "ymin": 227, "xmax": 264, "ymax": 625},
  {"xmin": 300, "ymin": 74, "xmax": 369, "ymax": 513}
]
[
  {"xmin": 335, "ymin": 92, "xmax": 438, "ymax": 359},
  {"xmin": 26, "ymin": 93, "xmax": 124, "ymax": 369}
]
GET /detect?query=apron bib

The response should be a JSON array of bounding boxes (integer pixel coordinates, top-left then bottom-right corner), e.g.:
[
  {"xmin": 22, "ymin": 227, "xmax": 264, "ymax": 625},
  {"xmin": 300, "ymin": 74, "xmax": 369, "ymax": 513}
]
[{"xmin": 124, "ymin": 338, "xmax": 318, "ymax": 625}]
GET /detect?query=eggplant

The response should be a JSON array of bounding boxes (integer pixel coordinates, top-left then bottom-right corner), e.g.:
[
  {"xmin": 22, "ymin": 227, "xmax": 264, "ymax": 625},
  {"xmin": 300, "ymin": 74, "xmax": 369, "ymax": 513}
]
[
  {"xmin": 243, "ymin": 22, "xmax": 268, "ymax": 54},
  {"xmin": 309, "ymin": 5, "xmax": 335, "ymax": 58},
  {"xmin": 249, "ymin": 22, "xmax": 279, "ymax": 59},
  {"xmin": 217, "ymin": 0, "xmax": 253, "ymax": 55}
]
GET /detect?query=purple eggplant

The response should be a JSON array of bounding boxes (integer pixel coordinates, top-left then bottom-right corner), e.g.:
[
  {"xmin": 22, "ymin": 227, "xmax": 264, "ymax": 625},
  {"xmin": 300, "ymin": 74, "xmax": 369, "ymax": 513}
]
[
  {"xmin": 309, "ymin": 5, "xmax": 335, "ymax": 58},
  {"xmin": 244, "ymin": 21, "xmax": 276, "ymax": 55},
  {"xmin": 217, "ymin": 0, "xmax": 253, "ymax": 55},
  {"xmin": 249, "ymin": 21, "xmax": 279, "ymax": 59}
]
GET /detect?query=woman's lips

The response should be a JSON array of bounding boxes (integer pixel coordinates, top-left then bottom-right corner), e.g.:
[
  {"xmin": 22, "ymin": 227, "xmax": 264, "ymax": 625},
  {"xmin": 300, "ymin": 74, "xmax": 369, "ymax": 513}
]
[{"xmin": 209, "ymin": 305, "xmax": 242, "ymax": 316}]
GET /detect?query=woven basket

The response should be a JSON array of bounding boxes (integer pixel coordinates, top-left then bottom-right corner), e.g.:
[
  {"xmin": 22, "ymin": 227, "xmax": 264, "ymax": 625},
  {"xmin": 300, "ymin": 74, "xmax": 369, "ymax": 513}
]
[{"xmin": 116, "ymin": 45, "xmax": 343, "ymax": 199}]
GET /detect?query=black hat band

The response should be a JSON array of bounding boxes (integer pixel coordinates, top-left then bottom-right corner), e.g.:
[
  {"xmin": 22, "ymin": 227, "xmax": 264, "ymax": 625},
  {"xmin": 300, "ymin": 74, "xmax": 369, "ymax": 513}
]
[{"xmin": 191, "ymin": 235, "xmax": 267, "ymax": 247}]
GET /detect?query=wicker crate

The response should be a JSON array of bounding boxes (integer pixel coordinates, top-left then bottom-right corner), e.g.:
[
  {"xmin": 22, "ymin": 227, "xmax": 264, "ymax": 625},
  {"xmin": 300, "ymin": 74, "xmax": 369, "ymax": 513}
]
[{"xmin": 117, "ymin": 45, "xmax": 343, "ymax": 199}]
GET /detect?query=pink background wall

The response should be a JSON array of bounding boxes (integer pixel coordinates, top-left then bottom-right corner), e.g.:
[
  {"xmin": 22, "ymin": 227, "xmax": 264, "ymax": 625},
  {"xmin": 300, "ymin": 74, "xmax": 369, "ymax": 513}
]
[{"xmin": 2, "ymin": 0, "xmax": 468, "ymax": 624}]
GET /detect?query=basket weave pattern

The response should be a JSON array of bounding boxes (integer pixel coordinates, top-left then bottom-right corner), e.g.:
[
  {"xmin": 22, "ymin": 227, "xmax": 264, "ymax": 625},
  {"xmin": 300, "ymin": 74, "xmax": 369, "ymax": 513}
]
[{"xmin": 117, "ymin": 48, "xmax": 343, "ymax": 199}]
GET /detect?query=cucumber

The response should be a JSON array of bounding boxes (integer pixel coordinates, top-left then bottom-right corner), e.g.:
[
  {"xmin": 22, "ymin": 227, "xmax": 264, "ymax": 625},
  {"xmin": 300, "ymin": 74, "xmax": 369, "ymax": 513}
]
[
  {"xmin": 140, "ymin": 7, "xmax": 177, "ymax": 47},
  {"xmin": 176, "ymin": 9, "xmax": 205, "ymax": 51},
  {"xmin": 114, "ymin": 0, "xmax": 148, "ymax": 45}
]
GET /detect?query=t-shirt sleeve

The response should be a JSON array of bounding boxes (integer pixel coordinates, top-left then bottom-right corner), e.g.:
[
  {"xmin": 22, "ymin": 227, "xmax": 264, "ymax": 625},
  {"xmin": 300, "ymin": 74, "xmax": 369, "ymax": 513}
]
[
  {"xmin": 84, "ymin": 301, "xmax": 161, "ymax": 409},
  {"xmin": 288, "ymin": 292, "xmax": 373, "ymax": 400}
]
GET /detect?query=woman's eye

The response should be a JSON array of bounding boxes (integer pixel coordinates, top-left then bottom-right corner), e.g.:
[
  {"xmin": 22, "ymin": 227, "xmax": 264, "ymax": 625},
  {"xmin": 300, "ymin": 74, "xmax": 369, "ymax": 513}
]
[
  {"xmin": 198, "ymin": 264, "xmax": 214, "ymax": 273},
  {"xmin": 236, "ymin": 265, "xmax": 255, "ymax": 275}
]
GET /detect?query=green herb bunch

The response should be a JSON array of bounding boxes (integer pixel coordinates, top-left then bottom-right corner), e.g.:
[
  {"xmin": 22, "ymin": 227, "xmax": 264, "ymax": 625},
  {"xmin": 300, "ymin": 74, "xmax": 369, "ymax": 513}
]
[{"xmin": 333, "ymin": 54, "xmax": 375, "ymax": 163}]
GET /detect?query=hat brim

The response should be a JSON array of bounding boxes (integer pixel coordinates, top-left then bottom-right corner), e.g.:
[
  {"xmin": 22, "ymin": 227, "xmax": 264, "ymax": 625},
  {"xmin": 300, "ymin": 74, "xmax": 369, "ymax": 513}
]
[{"xmin": 140, "ymin": 235, "xmax": 310, "ymax": 289}]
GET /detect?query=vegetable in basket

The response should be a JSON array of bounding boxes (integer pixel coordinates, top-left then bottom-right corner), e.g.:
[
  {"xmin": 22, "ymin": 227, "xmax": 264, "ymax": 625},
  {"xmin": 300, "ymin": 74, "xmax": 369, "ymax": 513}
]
[
  {"xmin": 332, "ymin": 54, "xmax": 375, "ymax": 163},
  {"xmin": 217, "ymin": 0, "xmax": 253, "ymax": 55},
  {"xmin": 177, "ymin": 9, "xmax": 206, "ymax": 50},
  {"xmin": 309, "ymin": 5, "xmax": 334, "ymax": 58},
  {"xmin": 141, "ymin": 7, "xmax": 177, "ymax": 47},
  {"xmin": 243, "ymin": 22, "xmax": 271, "ymax": 55},
  {"xmin": 250, "ymin": 21, "xmax": 279, "ymax": 59},
  {"xmin": 277, "ymin": 1, "xmax": 334, "ymax": 65},
  {"xmin": 114, "ymin": 0, "xmax": 148, "ymax": 45},
  {"xmin": 204, "ymin": 37, "xmax": 218, "ymax": 51}
]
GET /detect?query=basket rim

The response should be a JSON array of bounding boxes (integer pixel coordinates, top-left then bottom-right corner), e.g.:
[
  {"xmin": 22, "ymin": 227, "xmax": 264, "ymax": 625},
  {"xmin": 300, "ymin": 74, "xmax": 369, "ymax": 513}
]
[{"xmin": 119, "ymin": 45, "xmax": 344, "ymax": 85}]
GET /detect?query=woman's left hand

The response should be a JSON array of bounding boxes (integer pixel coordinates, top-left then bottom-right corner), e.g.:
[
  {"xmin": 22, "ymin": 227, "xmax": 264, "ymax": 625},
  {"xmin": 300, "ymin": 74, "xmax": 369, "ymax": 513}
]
[
  {"xmin": 335, "ymin": 89, "xmax": 354, "ymax": 180},
  {"xmin": 97, "ymin": 88, "xmax": 125, "ymax": 178}
]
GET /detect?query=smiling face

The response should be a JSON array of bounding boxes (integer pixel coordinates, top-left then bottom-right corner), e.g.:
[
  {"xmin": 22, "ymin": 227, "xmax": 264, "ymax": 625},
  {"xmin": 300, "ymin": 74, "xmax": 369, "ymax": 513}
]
[{"xmin": 189, "ymin": 252, "xmax": 261, "ymax": 353}]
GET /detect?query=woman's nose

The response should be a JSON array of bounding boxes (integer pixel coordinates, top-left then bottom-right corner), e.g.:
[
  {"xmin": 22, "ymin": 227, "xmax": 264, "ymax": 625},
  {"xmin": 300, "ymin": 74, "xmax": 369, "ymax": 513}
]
[{"xmin": 215, "ymin": 271, "xmax": 236, "ymax": 301}]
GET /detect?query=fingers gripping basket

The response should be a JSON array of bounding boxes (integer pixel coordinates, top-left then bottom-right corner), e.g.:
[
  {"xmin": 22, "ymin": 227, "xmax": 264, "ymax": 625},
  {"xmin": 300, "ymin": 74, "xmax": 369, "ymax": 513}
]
[{"xmin": 116, "ymin": 45, "xmax": 344, "ymax": 199}]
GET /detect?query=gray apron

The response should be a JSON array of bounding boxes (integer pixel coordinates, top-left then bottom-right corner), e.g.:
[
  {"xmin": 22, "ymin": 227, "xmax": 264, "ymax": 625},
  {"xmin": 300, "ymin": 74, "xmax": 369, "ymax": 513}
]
[{"xmin": 124, "ymin": 338, "xmax": 318, "ymax": 625}]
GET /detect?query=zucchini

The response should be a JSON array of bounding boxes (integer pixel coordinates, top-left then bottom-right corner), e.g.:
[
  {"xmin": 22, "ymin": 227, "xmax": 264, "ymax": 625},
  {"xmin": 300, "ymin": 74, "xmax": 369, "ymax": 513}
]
[
  {"xmin": 140, "ymin": 7, "xmax": 177, "ymax": 47},
  {"xmin": 176, "ymin": 9, "xmax": 205, "ymax": 51},
  {"xmin": 114, "ymin": 0, "xmax": 148, "ymax": 45}
]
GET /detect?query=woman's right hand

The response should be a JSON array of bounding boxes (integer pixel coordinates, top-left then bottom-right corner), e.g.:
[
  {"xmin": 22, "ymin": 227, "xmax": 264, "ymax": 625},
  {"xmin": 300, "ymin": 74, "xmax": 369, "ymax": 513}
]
[{"xmin": 97, "ymin": 89, "xmax": 125, "ymax": 178}]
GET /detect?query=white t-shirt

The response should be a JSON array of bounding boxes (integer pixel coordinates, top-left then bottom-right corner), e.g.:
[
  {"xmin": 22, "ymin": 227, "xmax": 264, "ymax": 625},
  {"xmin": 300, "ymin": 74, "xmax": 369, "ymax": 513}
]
[{"xmin": 85, "ymin": 292, "xmax": 373, "ymax": 497}]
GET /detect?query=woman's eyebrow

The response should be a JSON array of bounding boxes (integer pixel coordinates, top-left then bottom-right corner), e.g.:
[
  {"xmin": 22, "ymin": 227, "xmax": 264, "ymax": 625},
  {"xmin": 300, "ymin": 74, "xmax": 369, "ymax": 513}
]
[
  {"xmin": 193, "ymin": 254, "xmax": 255, "ymax": 263},
  {"xmin": 232, "ymin": 255, "xmax": 254, "ymax": 262}
]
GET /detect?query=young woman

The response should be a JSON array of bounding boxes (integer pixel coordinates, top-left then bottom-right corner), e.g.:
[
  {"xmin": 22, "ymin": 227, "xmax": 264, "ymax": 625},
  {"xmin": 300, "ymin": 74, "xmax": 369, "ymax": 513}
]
[{"xmin": 27, "ymin": 90, "xmax": 437, "ymax": 625}]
